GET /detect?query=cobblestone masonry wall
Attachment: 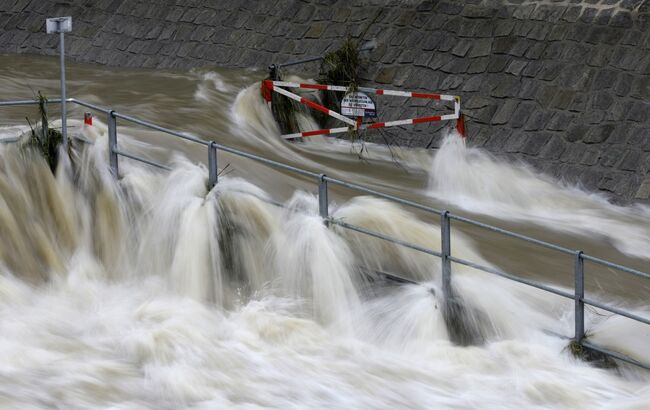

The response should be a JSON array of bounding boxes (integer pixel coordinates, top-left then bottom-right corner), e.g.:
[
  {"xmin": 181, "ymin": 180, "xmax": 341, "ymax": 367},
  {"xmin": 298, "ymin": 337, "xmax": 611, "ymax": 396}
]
[{"xmin": 1, "ymin": 0, "xmax": 649, "ymax": 203}]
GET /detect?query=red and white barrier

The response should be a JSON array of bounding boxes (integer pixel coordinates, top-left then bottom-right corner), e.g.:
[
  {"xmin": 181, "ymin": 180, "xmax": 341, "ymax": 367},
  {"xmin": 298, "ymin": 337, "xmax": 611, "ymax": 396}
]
[{"xmin": 261, "ymin": 80, "xmax": 463, "ymax": 140}]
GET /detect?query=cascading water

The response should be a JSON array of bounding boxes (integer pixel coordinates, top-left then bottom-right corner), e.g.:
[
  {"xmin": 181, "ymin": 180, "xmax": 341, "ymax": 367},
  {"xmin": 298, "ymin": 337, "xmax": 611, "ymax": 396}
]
[
  {"xmin": 428, "ymin": 133, "xmax": 650, "ymax": 260},
  {"xmin": 1, "ymin": 55, "xmax": 649, "ymax": 408}
]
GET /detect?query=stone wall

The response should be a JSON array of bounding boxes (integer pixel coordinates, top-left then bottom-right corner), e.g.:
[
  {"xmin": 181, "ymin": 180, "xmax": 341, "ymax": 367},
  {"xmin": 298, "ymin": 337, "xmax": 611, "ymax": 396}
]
[{"xmin": 1, "ymin": 0, "xmax": 649, "ymax": 202}]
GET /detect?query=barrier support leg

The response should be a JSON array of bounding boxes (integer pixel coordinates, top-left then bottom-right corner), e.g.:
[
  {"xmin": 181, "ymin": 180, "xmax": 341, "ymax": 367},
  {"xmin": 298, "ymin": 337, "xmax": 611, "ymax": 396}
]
[
  {"xmin": 107, "ymin": 110, "xmax": 118, "ymax": 177},
  {"xmin": 208, "ymin": 141, "xmax": 218, "ymax": 190},
  {"xmin": 575, "ymin": 251, "xmax": 585, "ymax": 343},
  {"xmin": 441, "ymin": 210, "xmax": 452, "ymax": 301},
  {"xmin": 319, "ymin": 174, "xmax": 328, "ymax": 225}
]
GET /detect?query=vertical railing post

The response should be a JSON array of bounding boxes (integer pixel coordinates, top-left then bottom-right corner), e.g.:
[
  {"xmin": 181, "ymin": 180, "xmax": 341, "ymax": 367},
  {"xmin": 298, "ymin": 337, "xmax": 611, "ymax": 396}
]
[
  {"xmin": 59, "ymin": 30, "xmax": 68, "ymax": 149},
  {"xmin": 107, "ymin": 110, "xmax": 118, "ymax": 177},
  {"xmin": 208, "ymin": 141, "xmax": 218, "ymax": 189},
  {"xmin": 318, "ymin": 174, "xmax": 328, "ymax": 224},
  {"xmin": 574, "ymin": 250, "xmax": 585, "ymax": 343},
  {"xmin": 441, "ymin": 211, "xmax": 452, "ymax": 301}
]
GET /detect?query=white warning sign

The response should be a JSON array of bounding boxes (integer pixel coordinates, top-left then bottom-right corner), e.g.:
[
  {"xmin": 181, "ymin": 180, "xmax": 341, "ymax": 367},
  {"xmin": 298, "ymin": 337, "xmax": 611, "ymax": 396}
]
[{"xmin": 341, "ymin": 92, "xmax": 377, "ymax": 118}]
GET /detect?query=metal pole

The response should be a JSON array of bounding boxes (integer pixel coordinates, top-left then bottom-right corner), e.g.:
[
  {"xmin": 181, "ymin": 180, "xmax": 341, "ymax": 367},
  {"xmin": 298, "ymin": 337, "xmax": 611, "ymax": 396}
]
[
  {"xmin": 107, "ymin": 110, "xmax": 118, "ymax": 177},
  {"xmin": 208, "ymin": 141, "xmax": 218, "ymax": 189},
  {"xmin": 441, "ymin": 211, "xmax": 452, "ymax": 301},
  {"xmin": 59, "ymin": 29, "xmax": 67, "ymax": 149},
  {"xmin": 575, "ymin": 251, "xmax": 585, "ymax": 343},
  {"xmin": 318, "ymin": 174, "xmax": 328, "ymax": 223}
]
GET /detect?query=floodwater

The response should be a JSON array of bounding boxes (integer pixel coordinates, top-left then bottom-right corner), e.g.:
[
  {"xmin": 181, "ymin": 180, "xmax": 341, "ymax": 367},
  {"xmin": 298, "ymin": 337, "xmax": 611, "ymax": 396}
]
[{"xmin": 0, "ymin": 54, "xmax": 649, "ymax": 409}]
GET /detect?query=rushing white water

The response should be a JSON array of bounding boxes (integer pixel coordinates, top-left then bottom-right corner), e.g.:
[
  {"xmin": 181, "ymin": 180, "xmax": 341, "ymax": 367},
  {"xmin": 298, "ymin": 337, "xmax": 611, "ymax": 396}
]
[
  {"xmin": 428, "ymin": 134, "xmax": 650, "ymax": 260},
  {"xmin": 1, "ymin": 59, "xmax": 649, "ymax": 408},
  {"xmin": 0, "ymin": 119, "xmax": 649, "ymax": 409}
]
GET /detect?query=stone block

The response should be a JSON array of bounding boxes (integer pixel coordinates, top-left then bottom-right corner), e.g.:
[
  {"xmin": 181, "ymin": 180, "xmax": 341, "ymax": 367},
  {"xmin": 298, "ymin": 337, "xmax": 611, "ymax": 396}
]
[
  {"xmin": 580, "ymin": 7, "xmax": 598, "ymax": 24},
  {"xmin": 538, "ymin": 62, "xmax": 564, "ymax": 81},
  {"xmin": 527, "ymin": 24, "xmax": 550, "ymax": 41},
  {"xmin": 293, "ymin": 5, "xmax": 315, "ymax": 23},
  {"xmin": 411, "ymin": 14, "xmax": 430, "ymax": 29},
  {"xmin": 511, "ymin": 102, "xmax": 536, "ymax": 128},
  {"xmin": 180, "ymin": 8, "xmax": 201, "ymax": 23},
  {"xmin": 561, "ymin": 143, "xmax": 586, "ymax": 163},
  {"xmin": 413, "ymin": 52, "xmax": 432, "ymax": 67},
  {"xmin": 421, "ymin": 32, "xmax": 443, "ymax": 51},
  {"xmin": 585, "ymin": 124, "xmax": 615, "ymax": 144},
  {"xmin": 440, "ymin": 57, "xmax": 470, "ymax": 74},
  {"xmin": 635, "ymin": 178, "xmax": 650, "ymax": 200},
  {"xmin": 490, "ymin": 75, "xmax": 520, "ymax": 98},
  {"xmin": 522, "ymin": 132, "xmax": 552, "ymax": 155},
  {"xmin": 547, "ymin": 25, "xmax": 568, "ymax": 42},
  {"xmin": 587, "ymin": 47, "xmax": 613, "ymax": 67},
  {"xmin": 437, "ymin": 34, "xmax": 456, "ymax": 52},
  {"xmin": 562, "ymin": 6, "xmax": 582, "ymax": 23},
  {"xmin": 518, "ymin": 78, "xmax": 540, "ymax": 100},
  {"xmin": 461, "ymin": 5, "xmax": 497, "ymax": 19},
  {"xmin": 491, "ymin": 100, "xmax": 519, "ymax": 125},
  {"xmin": 375, "ymin": 67, "xmax": 397, "ymax": 84},
  {"xmin": 524, "ymin": 42, "xmax": 545, "ymax": 59},
  {"xmin": 492, "ymin": 36, "xmax": 516, "ymax": 54},
  {"xmin": 542, "ymin": 42, "xmax": 564, "ymax": 59},
  {"xmin": 610, "ymin": 11, "xmax": 634, "ymax": 28},
  {"xmin": 521, "ymin": 61, "xmax": 543, "ymax": 77},
  {"xmin": 591, "ymin": 92, "xmax": 614, "ymax": 110},
  {"xmin": 467, "ymin": 57, "xmax": 489, "ymax": 74},
  {"xmin": 631, "ymin": 76, "xmax": 650, "ymax": 99},
  {"xmin": 539, "ymin": 135, "xmax": 567, "ymax": 160},
  {"xmin": 564, "ymin": 44, "xmax": 591, "ymax": 64},
  {"xmin": 568, "ymin": 93, "xmax": 588, "ymax": 112},
  {"xmin": 618, "ymin": 150, "xmax": 644, "ymax": 171},
  {"xmin": 436, "ymin": 2, "xmax": 463, "ymax": 15},
  {"xmin": 547, "ymin": 112, "xmax": 575, "ymax": 132},
  {"xmin": 416, "ymin": 0, "xmax": 436, "ymax": 12},
  {"xmin": 566, "ymin": 124, "xmax": 589, "ymax": 142},
  {"xmin": 464, "ymin": 95, "xmax": 492, "ymax": 110},
  {"xmin": 595, "ymin": 8, "xmax": 614, "ymax": 25},
  {"xmin": 627, "ymin": 101, "xmax": 650, "ymax": 122},
  {"xmin": 523, "ymin": 109, "xmax": 552, "ymax": 131},
  {"xmin": 487, "ymin": 55, "xmax": 509, "ymax": 72},
  {"xmin": 592, "ymin": 69, "xmax": 618, "ymax": 91},
  {"xmin": 613, "ymin": 73, "xmax": 633, "ymax": 96},
  {"xmin": 462, "ymin": 75, "xmax": 483, "ymax": 92},
  {"xmin": 512, "ymin": 4, "xmax": 535, "ymax": 20},
  {"xmin": 580, "ymin": 147, "xmax": 601, "ymax": 165},
  {"xmin": 439, "ymin": 74, "xmax": 463, "ymax": 90},
  {"xmin": 503, "ymin": 131, "xmax": 527, "ymax": 153},
  {"xmin": 427, "ymin": 53, "xmax": 452, "ymax": 70},
  {"xmin": 494, "ymin": 20, "xmax": 515, "ymax": 37},
  {"xmin": 332, "ymin": 8, "xmax": 350, "ymax": 23},
  {"xmin": 165, "ymin": 7, "xmax": 184, "ymax": 22},
  {"xmin": 474, "ymin": 20, "xmax": 493, "ymax": 37},
  {"xmin": 451, "ymin": 40, "xmax": 472, "ymax": 57},
  {"xmin": 505, "ymin": 60, "xmax": 527, "ymax": 76},
  {"xmin": 304, "ymin": 22, "xmax": 326, "ymax": 39},
  {"xmin": 610, "ymin": 47, "xmax": 643, "ymax": 71},
  {"xmin": 566, "ymin": 23, "xmax": 590, "ymax": 42}
]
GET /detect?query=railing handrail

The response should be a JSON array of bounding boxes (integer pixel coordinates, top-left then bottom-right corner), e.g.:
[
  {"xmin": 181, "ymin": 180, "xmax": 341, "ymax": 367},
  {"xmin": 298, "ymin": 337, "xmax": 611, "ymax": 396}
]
[{"xmin": 1, "ymin": 96, "xmax": 649, "ymax": 371}]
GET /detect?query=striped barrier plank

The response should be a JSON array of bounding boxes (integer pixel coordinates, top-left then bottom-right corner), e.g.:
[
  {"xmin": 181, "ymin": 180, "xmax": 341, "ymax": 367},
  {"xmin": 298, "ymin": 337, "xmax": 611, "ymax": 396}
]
[{"xmin": 262, "ymin": 80, "xmax": 463, "ymax": 140}]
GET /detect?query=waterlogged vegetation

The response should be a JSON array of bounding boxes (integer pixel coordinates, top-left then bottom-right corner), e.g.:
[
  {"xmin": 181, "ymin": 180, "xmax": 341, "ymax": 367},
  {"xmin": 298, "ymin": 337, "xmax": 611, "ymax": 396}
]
[
  {"xmin": 266, "ymin": 37, "xmax": 364, "ymax": 140},
  {"xmin": 23, "ymin": 92, "xmax": 64, "ymax": 173}
]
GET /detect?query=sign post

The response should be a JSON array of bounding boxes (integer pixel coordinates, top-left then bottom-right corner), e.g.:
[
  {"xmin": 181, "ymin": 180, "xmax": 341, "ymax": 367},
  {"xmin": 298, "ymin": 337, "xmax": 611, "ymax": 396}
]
[{"xmin": 46, "ymin": 16, "xmax": 72, "ymax": 149}]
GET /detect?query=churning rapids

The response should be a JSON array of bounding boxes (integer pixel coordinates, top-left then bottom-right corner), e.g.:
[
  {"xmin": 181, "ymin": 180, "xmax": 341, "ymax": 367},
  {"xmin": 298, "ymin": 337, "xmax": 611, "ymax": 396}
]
[{"xmin": 0, "ymin": 55, "xmax": 649, "ymax": 409}]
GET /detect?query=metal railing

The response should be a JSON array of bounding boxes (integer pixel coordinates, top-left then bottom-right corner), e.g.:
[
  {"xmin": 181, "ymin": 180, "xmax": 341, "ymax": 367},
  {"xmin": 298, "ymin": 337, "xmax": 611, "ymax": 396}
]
[{"xmin": 2, "ymin": 97, "xmax": 649, "ymax": 371}]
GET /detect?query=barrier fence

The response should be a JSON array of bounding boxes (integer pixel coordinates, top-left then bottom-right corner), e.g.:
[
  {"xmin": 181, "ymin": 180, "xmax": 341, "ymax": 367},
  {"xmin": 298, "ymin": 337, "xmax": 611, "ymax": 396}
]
[{"xmin": 1, "ymin": 97, "xmax": 649, "ymax": 371}]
